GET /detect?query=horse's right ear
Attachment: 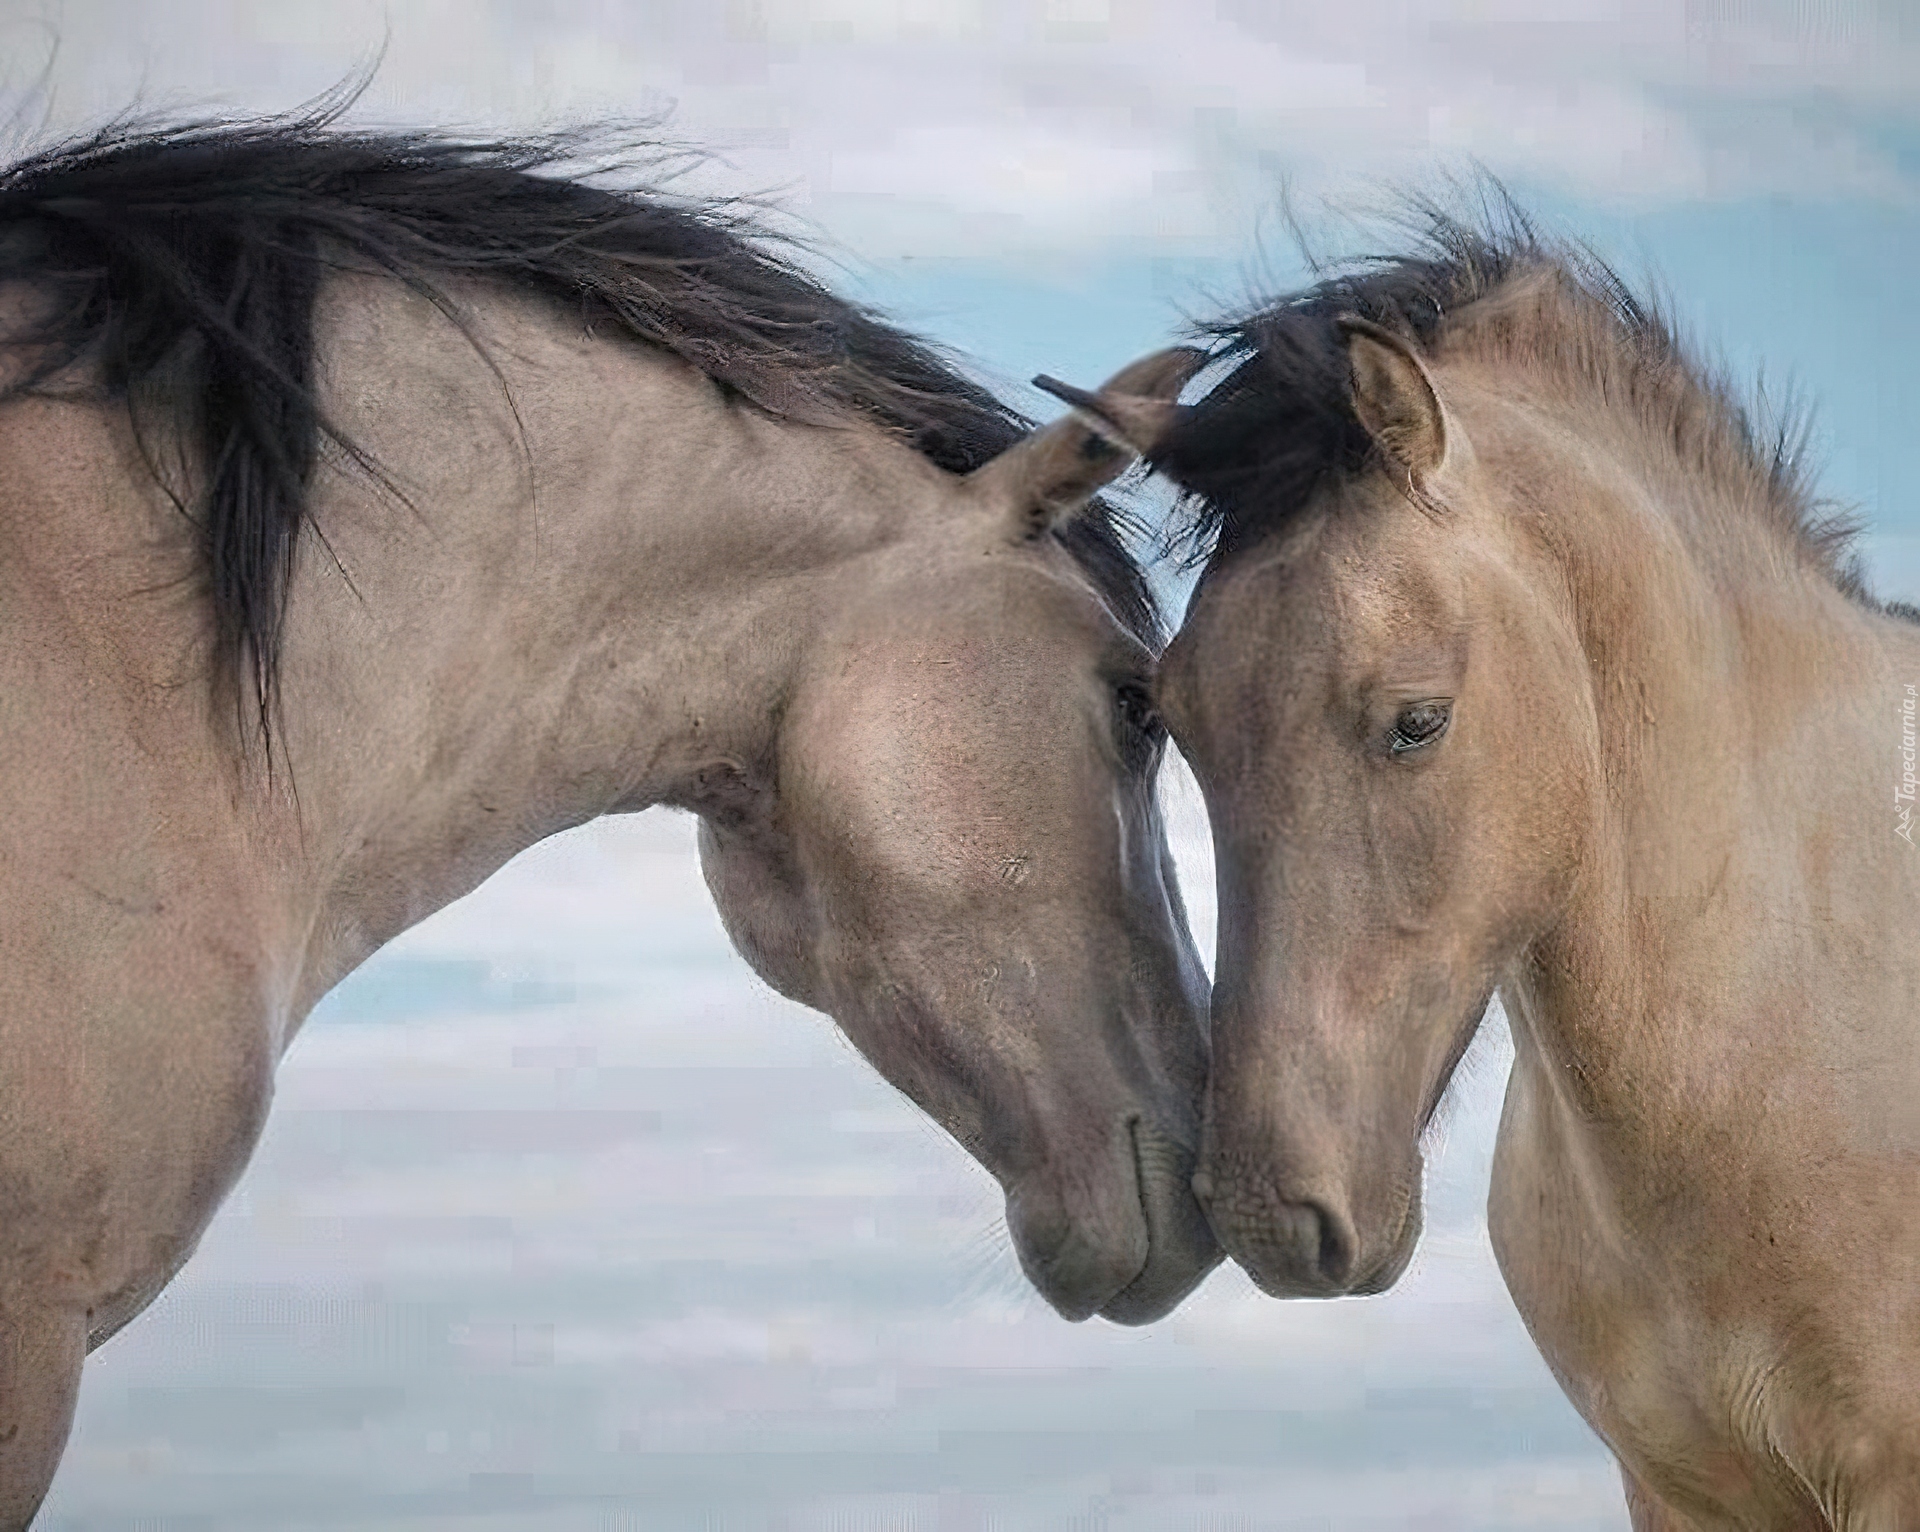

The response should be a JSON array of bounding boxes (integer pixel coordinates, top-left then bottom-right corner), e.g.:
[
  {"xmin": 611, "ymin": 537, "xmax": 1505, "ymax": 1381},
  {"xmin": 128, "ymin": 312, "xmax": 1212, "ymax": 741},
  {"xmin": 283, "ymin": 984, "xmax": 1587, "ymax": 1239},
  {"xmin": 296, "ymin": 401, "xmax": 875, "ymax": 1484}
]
[
  {"xmin": 966, "ymin": 348, "xmax": 1204, "ymax": 541},
  {"xmin": 1337, "ymin": 315, "xmax": 1449, "ymax": 493}
]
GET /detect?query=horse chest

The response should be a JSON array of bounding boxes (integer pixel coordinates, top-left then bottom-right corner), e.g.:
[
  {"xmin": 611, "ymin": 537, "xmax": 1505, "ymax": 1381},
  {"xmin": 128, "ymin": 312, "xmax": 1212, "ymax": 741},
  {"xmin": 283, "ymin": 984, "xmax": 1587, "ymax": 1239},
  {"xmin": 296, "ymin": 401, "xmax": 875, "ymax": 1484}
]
[
  {"xmin": 0, "ymin": 849, "xmax": 279, "ymax": 1330},
  {"xmin": 1491, "ymin": 1089, "xmax": 1920, "ymax": 1528}
]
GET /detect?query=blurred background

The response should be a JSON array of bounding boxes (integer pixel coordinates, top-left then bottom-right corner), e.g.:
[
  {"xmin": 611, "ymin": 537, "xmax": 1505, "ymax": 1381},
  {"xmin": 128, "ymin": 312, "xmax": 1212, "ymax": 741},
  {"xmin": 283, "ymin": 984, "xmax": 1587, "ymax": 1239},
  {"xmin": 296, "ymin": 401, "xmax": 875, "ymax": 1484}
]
[{"xmin": 9, "ymin": 2, "xmax": 1918, "ymax": 1526}]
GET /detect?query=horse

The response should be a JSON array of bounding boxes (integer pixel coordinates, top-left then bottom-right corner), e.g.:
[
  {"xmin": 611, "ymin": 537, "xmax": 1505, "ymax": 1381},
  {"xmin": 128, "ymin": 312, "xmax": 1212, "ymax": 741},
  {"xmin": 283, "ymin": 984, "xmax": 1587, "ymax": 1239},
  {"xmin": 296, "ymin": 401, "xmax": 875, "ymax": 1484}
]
[
  {"xmin": 0, "ymin": 113, "xmax": 1221, "ymax": 1525},
  {"xmin": 1040, "ymin": 207, "xmax": 1920, "ymax": 1526}
]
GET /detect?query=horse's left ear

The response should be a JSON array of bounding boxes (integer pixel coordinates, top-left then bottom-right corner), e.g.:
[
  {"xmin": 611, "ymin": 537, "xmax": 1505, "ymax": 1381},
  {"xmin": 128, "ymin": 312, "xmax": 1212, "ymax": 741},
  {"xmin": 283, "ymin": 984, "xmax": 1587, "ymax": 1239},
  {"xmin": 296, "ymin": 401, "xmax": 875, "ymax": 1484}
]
[
  {"xmin": 967, "ymin": 347, "xmax": 1204, "ymax": 541},
  {"xmin": 1336, "ymin": 315, "xmax": 1449, "ymax": 493}
]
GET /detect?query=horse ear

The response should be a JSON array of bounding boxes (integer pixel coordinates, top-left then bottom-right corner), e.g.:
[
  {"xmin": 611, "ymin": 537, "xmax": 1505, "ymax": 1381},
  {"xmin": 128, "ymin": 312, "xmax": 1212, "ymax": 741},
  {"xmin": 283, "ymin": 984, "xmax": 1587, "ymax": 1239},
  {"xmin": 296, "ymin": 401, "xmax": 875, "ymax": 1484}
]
[
  {"xmin": 967, "ymin": 347, "xmax": 1204, "ymax": 540},
  {"xmin": 1336, "ymin": 315, "xmax": 1448, "ymax": 491}
]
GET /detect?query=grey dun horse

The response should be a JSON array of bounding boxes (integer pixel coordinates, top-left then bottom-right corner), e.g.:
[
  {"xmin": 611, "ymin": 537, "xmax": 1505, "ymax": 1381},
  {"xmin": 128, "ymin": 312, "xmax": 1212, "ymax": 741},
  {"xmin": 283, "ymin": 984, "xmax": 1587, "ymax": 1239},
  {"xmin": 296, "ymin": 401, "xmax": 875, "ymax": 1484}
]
[
  {"xmin": 1047, "ymin": 206, "xmax": 1920, "ymax": 1527},
  {"xmin": 0, "ymin": 114, "xmax": 1219, "ymax": 1524}
]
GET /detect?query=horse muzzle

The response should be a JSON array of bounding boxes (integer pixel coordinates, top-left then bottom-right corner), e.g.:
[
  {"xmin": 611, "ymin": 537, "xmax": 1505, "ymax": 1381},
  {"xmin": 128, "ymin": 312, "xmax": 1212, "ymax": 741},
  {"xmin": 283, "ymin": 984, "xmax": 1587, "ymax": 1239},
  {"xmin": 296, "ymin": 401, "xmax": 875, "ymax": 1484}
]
[
  {"xmin": 1006, "ymin": 1117, "xmax": 1220, "ymax": 1323},
  {"xmin": 1192, "ymin": 1147, "xmax": 1421, "ymax": 1300}
]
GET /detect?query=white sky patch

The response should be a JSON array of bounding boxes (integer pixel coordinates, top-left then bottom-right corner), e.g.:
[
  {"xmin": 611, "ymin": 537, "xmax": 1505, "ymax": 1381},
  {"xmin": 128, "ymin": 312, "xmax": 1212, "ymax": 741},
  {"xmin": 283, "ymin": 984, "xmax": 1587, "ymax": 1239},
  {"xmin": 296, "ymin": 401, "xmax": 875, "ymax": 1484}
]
[{"xmin": 6, "ymin": 0, "xmax": 1917, "ymax": 260}]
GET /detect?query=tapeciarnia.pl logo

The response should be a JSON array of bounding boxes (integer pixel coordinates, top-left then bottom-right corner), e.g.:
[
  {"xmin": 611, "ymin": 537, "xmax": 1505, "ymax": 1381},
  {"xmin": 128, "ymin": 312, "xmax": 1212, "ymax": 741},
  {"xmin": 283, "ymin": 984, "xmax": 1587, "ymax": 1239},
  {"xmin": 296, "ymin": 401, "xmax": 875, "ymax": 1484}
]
[{"xmin": 1899, "ymin": 684, "xmax": 1916, "ymax": 844}]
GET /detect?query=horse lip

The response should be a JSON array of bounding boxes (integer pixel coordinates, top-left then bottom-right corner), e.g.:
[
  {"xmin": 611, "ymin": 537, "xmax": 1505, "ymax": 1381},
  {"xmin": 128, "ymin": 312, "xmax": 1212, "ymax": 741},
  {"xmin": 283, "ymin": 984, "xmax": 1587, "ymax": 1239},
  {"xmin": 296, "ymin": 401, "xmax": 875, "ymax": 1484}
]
[
  {"xmin": 1096, "ymin": 1116, "xmax": 1219, "ymax": 1325},
  {"xmin": 1350, "ymin": 1185, "xmax": 1424, "ymax": 1295},
  {"xmin": 1104, "ymin": 1117, "xmax": 1158, "ymax": 1294},
  {"xmin": 1244, "ymin": 1265, "xmax": 1349, "ymax": 1300},
  {"xmin": 1089, "ymin": 1118, "xmax": 1165, "ymax": 1322},
  {"xmin": 1127, "ymin": 1116, "xmax": 1157, "ymax": 1257}
]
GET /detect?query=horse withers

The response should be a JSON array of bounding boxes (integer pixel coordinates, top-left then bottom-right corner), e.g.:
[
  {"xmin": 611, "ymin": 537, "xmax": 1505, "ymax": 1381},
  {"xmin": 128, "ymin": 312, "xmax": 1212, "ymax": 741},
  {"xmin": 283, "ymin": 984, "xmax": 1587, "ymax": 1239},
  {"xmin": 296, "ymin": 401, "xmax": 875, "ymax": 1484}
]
[
  {"xmin": 0, "ymin": 117, "xmax": 1218, "ymax": 1524},
  {"xmin": 1047, "ymin": 210, "xmax": 1920, "ymax": 1527}
]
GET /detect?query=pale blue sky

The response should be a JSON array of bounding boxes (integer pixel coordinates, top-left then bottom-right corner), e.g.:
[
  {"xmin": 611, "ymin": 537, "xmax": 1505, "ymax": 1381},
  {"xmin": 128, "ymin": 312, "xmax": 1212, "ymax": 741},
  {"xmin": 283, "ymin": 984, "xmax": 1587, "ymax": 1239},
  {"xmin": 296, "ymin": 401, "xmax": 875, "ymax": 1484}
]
[{"xmin": 16, "ymin": 2, "xmax": 1920, "ymax": 1526}]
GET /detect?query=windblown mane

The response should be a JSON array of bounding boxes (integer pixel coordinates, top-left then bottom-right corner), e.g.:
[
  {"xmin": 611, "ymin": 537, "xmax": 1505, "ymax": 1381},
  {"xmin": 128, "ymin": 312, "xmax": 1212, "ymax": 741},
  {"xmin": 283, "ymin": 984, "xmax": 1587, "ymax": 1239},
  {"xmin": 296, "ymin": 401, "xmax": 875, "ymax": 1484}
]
[
  {"xmin": 1157, "ymin": 191, "xmax": 1899, "ymax": 615},
  {"xmin": 0, "ymin": 109, "xmax": 1159, "ymax": 733}
]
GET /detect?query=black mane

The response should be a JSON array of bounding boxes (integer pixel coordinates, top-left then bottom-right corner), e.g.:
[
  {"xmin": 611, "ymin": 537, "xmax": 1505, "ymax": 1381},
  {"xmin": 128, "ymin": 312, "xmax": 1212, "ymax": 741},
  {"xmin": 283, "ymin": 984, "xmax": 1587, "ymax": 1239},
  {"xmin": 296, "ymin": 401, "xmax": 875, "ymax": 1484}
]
[
  {"xmin": 0, "ymin": 110, "xmax": 1159, "ymax": 732},
  {"xmin": 1154, "ymin": 197, "xmax": 1555, "ymax": 559},
  {"xmin": 1156, "ymin": 191, "xmax": 1905, "ymax": 618}
]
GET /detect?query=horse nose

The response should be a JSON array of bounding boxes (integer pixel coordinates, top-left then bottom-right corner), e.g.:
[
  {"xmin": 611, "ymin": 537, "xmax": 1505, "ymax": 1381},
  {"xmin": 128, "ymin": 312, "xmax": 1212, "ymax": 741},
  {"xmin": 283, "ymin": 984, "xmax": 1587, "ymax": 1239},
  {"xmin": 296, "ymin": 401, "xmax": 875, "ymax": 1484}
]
[{"xmin": 1195, "ymin": 1160, "xmax": 1358, "ymax": 1296}]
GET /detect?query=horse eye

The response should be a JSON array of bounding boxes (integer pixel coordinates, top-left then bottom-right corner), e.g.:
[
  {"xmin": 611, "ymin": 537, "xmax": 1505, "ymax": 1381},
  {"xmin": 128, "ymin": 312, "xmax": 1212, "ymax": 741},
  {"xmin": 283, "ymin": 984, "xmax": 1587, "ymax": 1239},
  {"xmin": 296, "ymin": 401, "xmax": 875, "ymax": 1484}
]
[{"xmin": 1389, "ymin": 700, "xmax": 1452, "ymax": 755}]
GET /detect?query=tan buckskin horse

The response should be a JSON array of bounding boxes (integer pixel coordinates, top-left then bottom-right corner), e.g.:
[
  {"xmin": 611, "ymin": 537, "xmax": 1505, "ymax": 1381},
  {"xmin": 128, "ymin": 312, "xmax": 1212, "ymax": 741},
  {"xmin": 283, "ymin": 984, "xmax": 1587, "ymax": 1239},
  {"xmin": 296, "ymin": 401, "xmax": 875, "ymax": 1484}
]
[
  {"xmin": 0, "ymin": 115, "xmax": 1220, "ymax": 1525},
  {"xmin": 1044, "ymin": 208, "xmax": 1920, "ymax": 1527}
]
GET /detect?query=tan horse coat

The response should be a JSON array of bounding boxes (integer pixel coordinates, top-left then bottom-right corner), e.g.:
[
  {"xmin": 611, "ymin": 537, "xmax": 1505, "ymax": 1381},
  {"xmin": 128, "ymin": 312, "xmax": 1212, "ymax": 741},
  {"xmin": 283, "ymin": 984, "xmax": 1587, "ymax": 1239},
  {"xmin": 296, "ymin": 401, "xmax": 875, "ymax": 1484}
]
[{"xmin": 1069, "ymin": 233, "xmax": 1920, "ymax": 1527}]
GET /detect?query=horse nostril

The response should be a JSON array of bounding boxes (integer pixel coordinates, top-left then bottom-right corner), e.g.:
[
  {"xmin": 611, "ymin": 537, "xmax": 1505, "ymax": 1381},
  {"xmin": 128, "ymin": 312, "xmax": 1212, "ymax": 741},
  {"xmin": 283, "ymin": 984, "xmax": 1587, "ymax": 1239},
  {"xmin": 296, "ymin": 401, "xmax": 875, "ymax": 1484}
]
[
  {"xmin": 1302, "ymin": 1200, "xmax": 1356, "ymax": 1288},
  {"xmin": 1198, "ymin": 1168, "xmax": 1362, "ymax": 1296}
]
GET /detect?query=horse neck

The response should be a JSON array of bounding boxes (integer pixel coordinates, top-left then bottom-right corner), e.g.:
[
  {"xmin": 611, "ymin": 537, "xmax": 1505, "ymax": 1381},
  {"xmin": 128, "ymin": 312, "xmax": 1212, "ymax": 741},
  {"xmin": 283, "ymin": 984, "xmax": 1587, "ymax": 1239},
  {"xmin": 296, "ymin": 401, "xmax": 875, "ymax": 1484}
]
[
  {"xmin": 256, "ymin": 279, "xmax": 942, "ymax": 1032},
  {"xmin": 1483, "ymin": 379, "xmax": 1914, "ymax": 1118}
]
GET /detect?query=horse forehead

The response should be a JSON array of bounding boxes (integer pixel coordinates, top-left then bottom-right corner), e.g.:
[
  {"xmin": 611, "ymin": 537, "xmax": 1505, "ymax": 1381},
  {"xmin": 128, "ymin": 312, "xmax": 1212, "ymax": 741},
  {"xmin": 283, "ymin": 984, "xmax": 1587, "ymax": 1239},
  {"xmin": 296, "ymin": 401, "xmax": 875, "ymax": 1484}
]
[
  {"xmin": 1205, "ymin": 495, "xmax": 1459, "ymax": 636},
  {"xmin": 1173, "ymin": 540, "xmax": 1343, "ymax": 673}
]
